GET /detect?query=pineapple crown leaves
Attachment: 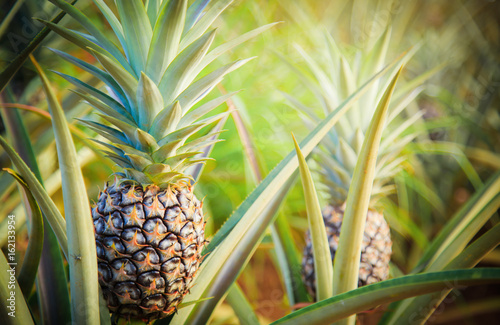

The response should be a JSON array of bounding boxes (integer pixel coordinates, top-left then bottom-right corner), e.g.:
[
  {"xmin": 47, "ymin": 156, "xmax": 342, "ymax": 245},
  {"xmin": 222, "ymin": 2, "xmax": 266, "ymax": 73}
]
[
  {"xmin": 284, "ymin": 28, "xmax": 434, "ymax": 204},
  {"xmin": 43, "ymin": 0, "xmax": 277, "ymax": 185}
]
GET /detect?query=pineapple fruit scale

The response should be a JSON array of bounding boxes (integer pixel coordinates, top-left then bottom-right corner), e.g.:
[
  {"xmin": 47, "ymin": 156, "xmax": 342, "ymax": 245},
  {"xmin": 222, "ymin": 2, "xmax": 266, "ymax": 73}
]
[{"xmin": 47, "ymin": 0, "xmax": 256, "ymax": 321}]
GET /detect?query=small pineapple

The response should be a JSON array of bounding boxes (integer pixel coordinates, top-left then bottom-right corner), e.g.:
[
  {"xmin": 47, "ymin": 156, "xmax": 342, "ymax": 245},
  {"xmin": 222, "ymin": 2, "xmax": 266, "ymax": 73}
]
[
  {"xmin": 302, "ymin": 205, "xmax": 391, "ymax": 297},
  {"xmin": 47, "ymin": 0, "xmax": 256, "ymax": 321},
  {"xmin": 285, "ymin": 27, "xmax": 424, "ymax": 298}
]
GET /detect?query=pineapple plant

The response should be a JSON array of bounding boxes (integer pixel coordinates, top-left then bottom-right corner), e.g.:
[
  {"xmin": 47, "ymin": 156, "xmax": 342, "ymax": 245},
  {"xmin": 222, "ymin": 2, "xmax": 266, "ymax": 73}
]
[
  {"xmin": 2, "ymin": 1, "xmax": 499, "ymax": 324},
  {"xmin": 41, "ymin": 0, "xmax": 260, "ymax": 322},
  {"xmin": 285, "ymin": 28, "xmax": 425, "ymax": 298}
]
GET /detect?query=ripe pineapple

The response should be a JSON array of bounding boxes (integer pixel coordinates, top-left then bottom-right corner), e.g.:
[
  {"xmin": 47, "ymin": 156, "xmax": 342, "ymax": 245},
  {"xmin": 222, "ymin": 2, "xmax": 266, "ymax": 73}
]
[
  {"xmin": 46, "ymin": 0, "xmax": 257, "ymax": 321},
  {"xmin": 285, "ymin": 28, "xmax": 424, "ymax": 298}
]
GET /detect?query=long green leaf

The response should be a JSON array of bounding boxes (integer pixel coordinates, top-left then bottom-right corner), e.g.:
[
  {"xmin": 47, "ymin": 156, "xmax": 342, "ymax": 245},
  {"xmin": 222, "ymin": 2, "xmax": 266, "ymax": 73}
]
[
  {"xmin": 359, "ymin": 27, "xmax": 392, "ymax": 83},
  {"xmin": 187, "ymin": 116, "xmax": 228, "ymax": 182},
  {"xmin": 52, "ymin": 71, "xmax": 133, "ymax": 120},
  {"xmin": 332, "ymin": 66, "xmax": 403, "ymax": 293},
  {"xmin": 159, "ymin": 29, "xmax": 216, "ymax": 103},
  {"xmin": 227, "ymin": 92, "xmax": 309, "ymax": 304},
  {"xmin": 331, "ymin": 66, "xmax": 403, "ymax": 325},
  {"xmin": 38, "ymin": 19, "xmax": 111, "ymax": 59},
  {"xmin": 48, "ymin": 47, "xmax": 128, "ymax": 105},
  {"xmin": 92, "ymin": 0, "xmax": 125, "ymax": 48},
  {"xmin": 0, "ymin": 135, "xmax": 68, "ymax": 258},
  {"xmin": 427, "ymin": 195, "xmax": 500, "ymax": 271},
  {"xmin": 381, "ymin": 172, "xmax": 500, "ymax": 324},
  {"xmin": 116, "ymin": 0, "xmax": 152, "ymax": 76},
  {"xmin": 178, "ymin": 173, "xmax": 297, "ymax": 325},
  {"xmin": 464, "ymin": 147, "xmax": 500, "ymax": 170},
  {"xmin": 145, "ymin": 0, "xmax": 161, "ymax": 25},
  {"xmin": 227, "ymin": 93, "xmax": 262, "ymax": 182},
  {"xmin": 70, "ymin": 90, "xmax": 133, "ymax": 125},
  {"xmin": 338, "ymin": 57, "xmax": 357, "ymax": 131},
  {"xmin": 414, "ymin": 171, "xmax": 500, "ymax": 271},
  {"xmin": 88, "ymin": 48, "xmax": 138, "ymax": 106},
  {"xmin": 172, "ymin": 53, "xmax": 404, "ymax": 325},
  {"xmin": 5, "ymin": 169, "xmax": 44, "ymax": 300},
  {"xmin": 179, "ymin": 0, "xmax": 232, "ymax": 50},
  {"xmin": 358, "ymin": 27, "xmax": 392, "ymax": 120},
  {"xmin": 137, "ymin": 72, "xmax": 164, "ymax": 129},
  {"xmin": 50, "ymin": 0, "xmax": 133, "ymax": 75},
  {"xmin": 272, "ymin": 212, "xmax": 311, "ymax": 305},
  {"xmin": 0, "ymin": 94, "xmax": 72, "ymax": 324},
  {"xmin": 271, "ymin": 268, "xmax": 500, "ymax": 325},
  {"xmin": 0, "ymin": 1, "xmax": 77, "ymax": 93},
  {"xmin": 293, "ymin": 134, "xmax": 333, "ymax": 301},
  {"xmin": 384, "ymin": 222, "xmax": 500, "ymax": 325},
  {"xmin": 31, "ymin": 56, "xmax": 99, "ymax": 324},
  {"xmin": 146, "ymin": 0, "xmax": 187, "ymax": 83},
  {"xmin": 99, "ymin": 288, "xmax": 111, "ymax": 325},
  {"xmin": 0, "ymin": 0, "xmax": 25, "ymax": 39},
  {"xmin": 225, "ymin": 283, "xmax": 260, "ymax": 325},
  {"xmin": 406, "ymin": 141, "xmax": 483, "ymax": 190},
  {"xmin": 184, "ymin": 0, "xmax": 210, "ymax": 33},
  {"xmin": 87, "ymin": 50, "xmax": 139, "ymax": 120}
]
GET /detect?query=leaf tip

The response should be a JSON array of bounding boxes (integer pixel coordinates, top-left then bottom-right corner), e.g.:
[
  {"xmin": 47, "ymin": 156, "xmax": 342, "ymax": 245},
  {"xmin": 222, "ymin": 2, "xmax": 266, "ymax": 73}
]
[{"xmin": 291, "ymin": 132, "xmax": 302, "ymax": 156}]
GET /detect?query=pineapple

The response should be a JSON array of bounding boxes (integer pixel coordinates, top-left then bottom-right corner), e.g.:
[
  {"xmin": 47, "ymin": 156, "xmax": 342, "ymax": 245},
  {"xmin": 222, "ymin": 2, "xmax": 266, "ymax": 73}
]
[
  {"xmin": 45, "ymin": 0, "xmax": 258, "ymax": 321},
  {"xmin": 302, "ymin": 205, "xmax": 392, "ymax": 297},
  {"xmin": 285, "ymin": 27, "xmax": 424, "ymax": 299}
]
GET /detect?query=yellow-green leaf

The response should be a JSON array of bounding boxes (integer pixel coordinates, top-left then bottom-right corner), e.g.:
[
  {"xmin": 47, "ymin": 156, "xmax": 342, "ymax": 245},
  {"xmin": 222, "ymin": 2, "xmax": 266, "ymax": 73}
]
[
  {"xmin": 4, "ymin": 169, "xmax": 43, "ymax": 300},
  {"xmin": 331, "ymin": 65, "xmax": 404, "ymax": 325},
  {"xmin": 293, "ymin": 134, "xmax": 333, "ymax": 301}
]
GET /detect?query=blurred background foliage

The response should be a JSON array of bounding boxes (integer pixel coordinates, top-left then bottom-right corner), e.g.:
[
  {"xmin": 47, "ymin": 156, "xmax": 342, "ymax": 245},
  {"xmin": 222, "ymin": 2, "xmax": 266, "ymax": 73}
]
[{"xmin": 0, "ymin": 0, "xmax": 499, "ymax": 323}]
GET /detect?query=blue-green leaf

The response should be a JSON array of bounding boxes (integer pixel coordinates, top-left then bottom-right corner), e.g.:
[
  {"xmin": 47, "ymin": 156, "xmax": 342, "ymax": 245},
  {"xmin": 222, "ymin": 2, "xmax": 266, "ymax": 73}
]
[
  {"xmin": 50, "ymin": 0, "xmax": 132, "ymax": 74},
  {"xmin": 92, "ymin": 0, "xmax": 126, "ymax": 48},
  {"xmin": 116, "ymin": 0, "xmax": 152, "ymax": 76},
  {"xmin": 146, "ymin": 0, "xmax": 187, "ymax": 83},
  {"xmin": 159, "ymin": 30, "xmax": 216, "ymax": 103},
  {"xmin": 271, "ymin": 269, "xmax": 500, "ymax": 325},
  {"xmin": 180, "ymin": 0, "xmax": 232, "ymax": 50}
]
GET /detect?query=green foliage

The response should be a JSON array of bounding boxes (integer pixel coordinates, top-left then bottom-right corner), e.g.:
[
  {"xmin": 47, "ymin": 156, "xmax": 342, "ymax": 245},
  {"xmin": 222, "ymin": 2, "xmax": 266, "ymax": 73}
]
[{"xmin": 0, "ymin": 0, "xmax": 498, "ymax": 324}]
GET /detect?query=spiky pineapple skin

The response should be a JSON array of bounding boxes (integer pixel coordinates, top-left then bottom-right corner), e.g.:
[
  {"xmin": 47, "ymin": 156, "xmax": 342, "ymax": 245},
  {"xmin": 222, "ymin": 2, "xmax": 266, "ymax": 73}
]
[
  {"xmin": 302, "ymin": 204, "xmax": 392, "ymax": 298},
  {"xmin": 91, "ymin": 180, "xmax": 205, "ymax": 322}
]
